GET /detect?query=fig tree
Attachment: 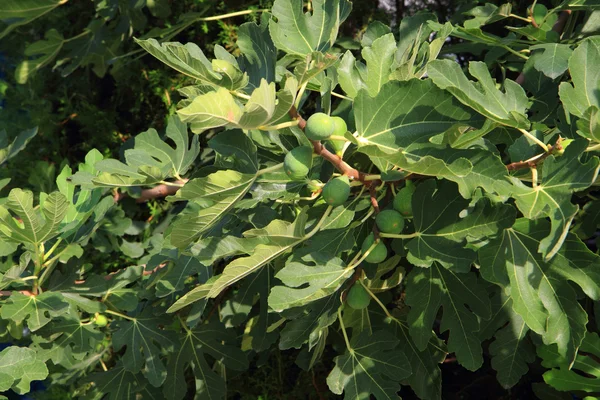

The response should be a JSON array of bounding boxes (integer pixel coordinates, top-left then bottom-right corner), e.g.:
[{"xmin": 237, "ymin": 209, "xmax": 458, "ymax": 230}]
[
  {"xmin": 393, "ymin": 181, "xmax": 415, "ymax": 217},
  {"xmin": 94, "ymin": 314, "xmax": 108, "ymax": 327},
  {"xmin": 322, "ymin": 175, "xmax": 350, "ymax": 206},
  {"xmin": 305, "ymin": 112, "xmax": 335, "ymax": 141},
  {"xmin": 328, "ymin": 116, "xmax": 348, "ymax": 156},
  {"xmin": 284, "ymin": 146, "xmax": 313, "ymax": 180},
  {"xmin": 346, "ymin": 283, "xmax": 371, "ymax": 310},
  {"xmin": 361, "ymin": 233, "xmax": 387, "ymax": 263},
  {"xmin": 376, "ymin": 209, "xmax": 405, "ymax": 234}
]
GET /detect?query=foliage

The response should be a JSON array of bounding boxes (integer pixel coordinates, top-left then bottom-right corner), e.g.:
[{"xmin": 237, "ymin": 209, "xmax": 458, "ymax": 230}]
[{"xmin": 2, "ymin": 0, "xmax": 600, "ymax": 399}]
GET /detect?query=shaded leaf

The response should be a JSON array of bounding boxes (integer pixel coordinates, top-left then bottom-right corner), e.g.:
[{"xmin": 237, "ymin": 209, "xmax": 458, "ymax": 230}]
[
  {"xmin": 405, "ymin": 264, "xmax": 491, "ymax": 370},
  {"xmin": 326, "ymin": 330, "xmax": 411, "ymax": 399}
]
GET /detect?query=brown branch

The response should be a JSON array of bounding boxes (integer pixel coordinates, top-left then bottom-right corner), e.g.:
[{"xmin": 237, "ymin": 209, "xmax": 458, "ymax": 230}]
[
  {"xmin": 289, "ymin": 106, "xmax": 368, "ymax": 182},
  {"xmin": 506, "ymin": 137, "xmax": 563, "ymax": 171},
  {"xmin": 113, "ymin": 179, "xmax": 188, "ymax": 203},
  {"xmin": 312, "ymin": 370, "xmax": 326, "ymax": 400},
  {"xmin": 0, "ymin": 290, "xmax": 33, "ymax": 297}
]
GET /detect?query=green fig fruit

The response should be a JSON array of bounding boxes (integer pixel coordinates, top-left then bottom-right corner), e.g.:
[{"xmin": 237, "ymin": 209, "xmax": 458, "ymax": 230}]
[
  {"xmin": 94, "ymin": 314, "xmax": 108, "ymax": 327},
  {"xmin": 322, "ymin": 175, "xmax": 350, "ymax": 206},
  {"xmin": 393, "ymin": 181, "xmax": 415, "ymax": 217},
  {"xmin": 346, "ymin": 283, "xmax": 371, "ymax": 310},
  {"xmin": 375, "ymin": 209, "xmax": 405, "ymax": 234},
  {"xmin": 305, "ymin": 112, "xmax": 335, "ymax": 141},
  {"xmin": 328, "ymin": 116, "xmax": 348, "ymax": 156},
  {"xmin": 361, "ymin": 233, "xmax": 387, "ymax": 263},
  {"xmin": 284, "ymin": 146, "xmax": 313, "ymax": 180}
]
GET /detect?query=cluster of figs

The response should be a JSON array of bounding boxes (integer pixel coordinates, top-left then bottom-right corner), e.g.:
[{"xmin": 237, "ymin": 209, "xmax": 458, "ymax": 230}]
[{"xmin": 283, "ymin": 112, "xmax": 416, "ymax": 311}]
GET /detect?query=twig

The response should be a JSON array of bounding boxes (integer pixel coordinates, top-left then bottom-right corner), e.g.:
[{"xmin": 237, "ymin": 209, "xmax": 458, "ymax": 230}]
[
  {"xmin": 312, "ymin": 371, "xmax": 326, "ymax": 400},
  {"xmin": 113, "ymin": 179, "xmax": 188, "ymax": 203},
  {"xmin": 505, "ymin": 137, "xmax": 563, "ymax": 171}
]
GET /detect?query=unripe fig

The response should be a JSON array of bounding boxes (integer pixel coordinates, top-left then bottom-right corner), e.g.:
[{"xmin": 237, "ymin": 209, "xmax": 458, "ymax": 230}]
[
  {"xmin": 361, "ymin": 233, "xmax": 387, "ymax": 263},
  {"xmin": 328, "ymin": 116, "xmax": 348, "ymax": 156},
  {"xmin": 94, "ymin": 314, "xmax": 108, "ymax": 327},
  {"xmin": 393, "ymin": 181, "xmax": 415, "ymax": 217},
  {"xmin": 346, "ymin": 283, "xmax": 371, "ymax": 310},
  {"xmin": 376, "ymin": 209, "xmax": 405, "ymax": 234},
  {"xmin": 305, "ymin": 112, "xmax": 335, "ymax": 141},
  {"xmin": 284, "ymin": 146, "xmax": 313, "ymax": 180},
  {"xmin": 322, "ymin": 176, "xmax": 350, "ymax": 206}
]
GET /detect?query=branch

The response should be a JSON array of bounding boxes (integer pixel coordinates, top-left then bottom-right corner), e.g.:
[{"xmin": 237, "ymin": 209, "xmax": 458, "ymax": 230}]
[
  {"xmin": 289, "ymin": 106, "xmax": 369, "ymax": 182},
  {"xmin": 114, "ymin": 179, "xmax": 188, "ymax": 203},
  {"xmin": 506, "ymin": 138, "xmax": 564, "ymax": 171}
]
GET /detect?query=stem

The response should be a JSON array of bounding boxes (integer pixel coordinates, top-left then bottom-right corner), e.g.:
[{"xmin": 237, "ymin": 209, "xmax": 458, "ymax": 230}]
[
  {"xmin": 585, "ymin": 143, "xmax": 600, "ymax": 152},
  {"xmin": 379, "ymin": 232, "xmax": 420, "ymax": 239},
  {"xmin": 359, "ymin": 280, "xmax": 392, "ymax": 319},
  {"xmin": 363, "ymin": 175, "xmax": 381, "ymax": 181},
  {"xmin": 331, "ymin": 91, "xmax": 353, "ymax": 101},
  {"xmin": 178, "ymin": 315, "xmax": 193, "ymax": 335},
  {"xmin": 347, "ymin": 240, "xmax": 380, "ymax": 270},
  {"xmin": 159, "ymin": 180, "xmax": 185, "ymax": 187},
  {"xmin": 338, "ymin": 307, "xmax": 352, "ymax": 350},
  {"xmin": 306, "ymin": 206, "xmax": 333, "ymax": 238},
  {"xmin": 531, "ymin": 166, "xmax": 538, "ymax": 188},
  {"xmin": 231, "ymin": 91, "xmax": 251, "ymax": 100},
  {"xmin": 198, "ymin": 8, "xmax": 269, "ymax": 21},
  {"xmin": 43, "ymin": 239, "xmax": 63, "ymax": 262},
  {"xmin": 360, "ymin": 209, "xmax": 375, "ymax": 224},
  {"xmin": 64, "ymin": 30, "xmax": 91, "ymax": 43},
  {"xmin": 256, "ymin": 162, "xmax": 284, "ymax": 176},
  {"xmin": 260, "ymin": 120, "xmax": 299, "ymax": 131},
  {"xmin": 501, "ymin": 45, "xmax": 529, "ymax": 60},
  {"xmin": 105, "ymin": 309, "xmax": 136, "ymax": 321},
  {"xmin": 519, "ymin": 128, "xmax": 549, "ymax": 152},
  {"xmin": 509, "ymin": 13, "xmax": 531, "ymax": 23},
  {"xmin": 32, "ymin": 245, "xmax": 44, "ymax": 294}
]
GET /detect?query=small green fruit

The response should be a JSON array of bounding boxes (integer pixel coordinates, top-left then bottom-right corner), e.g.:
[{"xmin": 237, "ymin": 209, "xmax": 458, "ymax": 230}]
[
  {"xmin": 376, "ymin": 210, "xmax": 405, "ymax": 234},
  {"xmin": 346, "ymin": 283, "xmax": 371, "ymax": 310},
  {"xmin": 284, "ymin": 146, "xmax": 313, "ymax": 180},
  {"xmin": 305, "ymin": 112, "xmax": 335, "ymax": 141},
  {"xmin": 361, "ymin": 233, "xmax": 387, "ymax": 263},
  {"xmin": 94, "ymin": 314, "xmax": 108, "ymax": 327},
  {"xmin": 322, "ymin": 176, "xmax": 350, "ymax": 206},
  {"xmin": 328, "ymin": 116, "xmax": 348, "ymax": 156},
  {"xmin": 393, "ymin": 181, "xmax": 415, "ymax": 217}
]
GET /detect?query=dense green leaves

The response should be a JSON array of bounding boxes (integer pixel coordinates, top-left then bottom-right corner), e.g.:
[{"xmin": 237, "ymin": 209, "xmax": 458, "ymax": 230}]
[
  {"xmin": 480, "ymin": 219, "xmax": 600, "ymax": 365},
  {"xmin": 508, "ymin": 140, "xmax": 599, "ymax": 259},
  {"xmin": 4, "ymin": 1, "xmax": 600, "ymax": 399}
]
